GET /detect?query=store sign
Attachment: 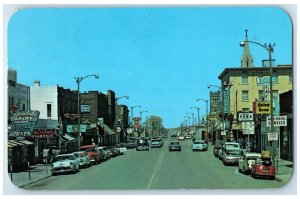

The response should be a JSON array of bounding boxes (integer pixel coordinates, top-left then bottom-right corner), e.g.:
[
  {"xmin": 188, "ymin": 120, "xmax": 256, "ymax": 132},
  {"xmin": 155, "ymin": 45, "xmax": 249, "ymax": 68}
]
[
  {"xmin": 66, "ymin": 125, "xmax": 87, "ymax": 133},
  {"xmin": 266, "ymin": 115, "xmax": 287, "ymax": 127},
  {"xmin": 32, "ymin": 129, "xmax": 56, "ymax": 138},
  {"xmin": 255, "ymin": 102, "xmax": 271, "ymax": 114},
  {"xmin": 238, "ymin": 112, "xmax": 253, "ymax": 122},
  {"xmin": 242, "ymin": 121, "xmax": 255, "ymax": 135},
  {"xmin": 268, "ymin": 133, "xmax": 278, "ymax": 141},
  {"xmin": 9, "ymin": 111, "xmax": 40, "ymax": 137},
  {"xmin": 12, "ymin": 110, "xmax": 40, "ymax": 123},
  {"xmin": 81, "ymin": 104, "xmax": 91, "ymax": 113},
  {"xmin": 223, "ymin": 86, "xmax": 230, "ymax": 114}
]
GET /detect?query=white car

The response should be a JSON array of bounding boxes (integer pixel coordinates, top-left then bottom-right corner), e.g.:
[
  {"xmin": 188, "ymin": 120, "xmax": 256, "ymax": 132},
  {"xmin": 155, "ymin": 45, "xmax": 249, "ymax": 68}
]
[
  {"xmin": 72, "ymin": 151, "xmax": 91, "ymax": 168},
  {"xmin": 238, "ymin": 152, "xmax": 262, "ymax": 174},
  {"xmin": 51, "ymin": 154, "xmax": 80, "ymax": 175},
  {"xmin": 178, "ymin": 135, "xmax": 185, "ymax": 140},
  {"xmin": 222, "ymin": 149, "xmax": 243, "ymax": 165},
  {"xmin": 192, "ymin": 140, "xmax": 208, "ymax": 151}
]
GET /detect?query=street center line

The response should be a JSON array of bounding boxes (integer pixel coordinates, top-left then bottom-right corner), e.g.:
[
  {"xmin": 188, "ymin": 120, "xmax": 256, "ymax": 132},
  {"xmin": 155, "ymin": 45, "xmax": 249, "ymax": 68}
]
[{"xmin": 146, "ymin": 150, "xmax": 164, "ymax": 189}]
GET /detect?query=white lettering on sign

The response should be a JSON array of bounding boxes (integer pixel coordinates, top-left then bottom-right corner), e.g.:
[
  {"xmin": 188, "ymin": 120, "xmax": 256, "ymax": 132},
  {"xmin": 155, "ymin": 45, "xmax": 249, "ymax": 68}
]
[{"xmin": 268, "ymin": 133, "xmax": 278, "ymax": 141}]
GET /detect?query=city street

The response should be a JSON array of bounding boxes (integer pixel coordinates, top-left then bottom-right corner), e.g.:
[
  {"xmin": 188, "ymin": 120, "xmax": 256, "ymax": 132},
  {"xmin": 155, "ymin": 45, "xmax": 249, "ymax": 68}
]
[{"xmin": 22, "ymin": 138, "xmax": 284, "ymax": 191}]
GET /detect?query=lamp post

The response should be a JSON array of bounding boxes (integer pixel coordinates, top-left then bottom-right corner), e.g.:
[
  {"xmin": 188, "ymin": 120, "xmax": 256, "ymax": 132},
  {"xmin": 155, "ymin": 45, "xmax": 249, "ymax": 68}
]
[
  {"xmin": 131, "ymin": 105, "xmax": 141, "ymax": 127},
  {"xmin": 208, "ymin": 84, "xmax": 225, "ymax": 141},
  {"xmin": 184, "ymin": 116, "xmax": 190, "ymax": 127},
  {"xmin": 240, "ymin": 35, "xmax": 276, "ymax": 161},
  {"xmin": 116, "ymin": 96, "xmax": 129, "ymax": 101},
  {"xmin": 140, "ymin": 110, "xmax": 148, "ymax": 124},
  {"xmin": 191, "ymin": 106, "xmax": 200, "ymax": 126},
  {"xmin": 186, "ymin": 112, "xmax": 194, "ymax": 126},
  {"xmin": 196, "ymin": 98, "xmax": 209, "ymax": 138},
  {"xmin": 75, "ymin": 74, "xmax": 99, "ymax": 150}
]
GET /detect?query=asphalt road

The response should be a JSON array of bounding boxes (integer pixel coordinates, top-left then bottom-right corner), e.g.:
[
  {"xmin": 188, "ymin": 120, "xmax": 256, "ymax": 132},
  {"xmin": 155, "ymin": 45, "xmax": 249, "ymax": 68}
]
[{"xmin": 23, "ymin": 138, "xmax": 284, "ymax": 191}]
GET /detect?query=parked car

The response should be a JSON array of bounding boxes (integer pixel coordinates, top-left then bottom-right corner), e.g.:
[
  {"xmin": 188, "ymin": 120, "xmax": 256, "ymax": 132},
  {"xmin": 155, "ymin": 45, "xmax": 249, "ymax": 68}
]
[
  {"xmin": 97, "ymin": 146, "xmax": 110, "ymax": 161},
  {"xmin": 192, "ymin": 140, "xmax": 208, "ymax": 151},
  {"xmin": 222, "ymin": 149, "xmax": 243, "ymax": 165},
  {"xmin": 116, "ymin": 144, "xmax": 128, "ymax": 155},
  {"xmin": 251, "ymin": 157, "xmax": 276, "ymax": 180},
  {"xmin": 51, "ymin": 154, "xmax": 80, "ymax": 175},
  {"xmin": 178, "ymin": 135, "xmax": 185, "ymax": 141},
  {"xmin": 80, "ymin": 145, "xmax": 101, "ymax": 164},
  {"xmin": 185, "ymin": 134, "xmax": 192, "ymax": 139},
  {"xmin": 150, "ymin": 139, "xmax": 162, "ymax": 148},
  {"xmin": 238, "ymin": 152, "xmax": 262, "ymax": 174},
  {"xmin": 125, "ymin": 141, "xmax": 137, "ymax": 149},
  {"xmin": 72, "ymin": 151, "xmax": 91, "ymax": 168},
  {"xmin": 169, "ymin": 141, "xmax": 181, "ymax": 151}
]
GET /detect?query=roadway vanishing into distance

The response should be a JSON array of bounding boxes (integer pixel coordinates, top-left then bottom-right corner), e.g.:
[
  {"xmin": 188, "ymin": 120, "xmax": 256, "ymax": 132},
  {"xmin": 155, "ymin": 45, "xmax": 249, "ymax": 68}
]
[{"xmin": 22, "ymin": 137, "xmax": 284, "ymax": 192}]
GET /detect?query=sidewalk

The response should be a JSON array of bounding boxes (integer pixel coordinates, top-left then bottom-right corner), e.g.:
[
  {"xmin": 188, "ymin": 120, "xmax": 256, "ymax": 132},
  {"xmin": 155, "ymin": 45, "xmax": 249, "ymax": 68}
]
[
  {"xmin": 7, "ymin": 159, "xmax": 294, "ymax": 188},
  {"xmin": 7, "ymin": 164, "xmax": 52, "ymax": 188}
]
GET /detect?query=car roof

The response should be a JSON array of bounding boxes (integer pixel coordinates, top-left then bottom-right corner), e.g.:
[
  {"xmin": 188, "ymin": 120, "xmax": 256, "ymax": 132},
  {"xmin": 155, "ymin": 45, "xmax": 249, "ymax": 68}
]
[
  {"xmin": 80, "ymin": 145, "xmax": 97, "ymax": 148},
  {"xmin": 244, "ymin": 152, "xmax": 261, "ymax": 157}
]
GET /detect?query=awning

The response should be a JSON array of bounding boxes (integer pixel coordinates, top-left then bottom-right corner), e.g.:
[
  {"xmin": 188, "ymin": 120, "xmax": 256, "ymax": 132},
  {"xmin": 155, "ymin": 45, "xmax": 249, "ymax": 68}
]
[
  {"xmin": 99, "ymin": 123, "xmax": 116, "ymax": 135},
  {"xmin": 7, "ymin": 140, "xmax": 27, "ymax": 148},
  {"xmin": 60, "ymin": 134, "xmax": 75, "ymax": 142},
  {"xmin": 18, "ymin": 140, "xmax": 34, "ymax": 145}
]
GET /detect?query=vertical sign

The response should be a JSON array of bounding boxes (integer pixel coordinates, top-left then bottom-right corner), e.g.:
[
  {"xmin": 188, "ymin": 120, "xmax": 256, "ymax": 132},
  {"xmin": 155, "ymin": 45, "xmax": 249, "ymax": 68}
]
[{"xmin": 223, "ymin": 85, "xmax": 230, "ymax": 114}]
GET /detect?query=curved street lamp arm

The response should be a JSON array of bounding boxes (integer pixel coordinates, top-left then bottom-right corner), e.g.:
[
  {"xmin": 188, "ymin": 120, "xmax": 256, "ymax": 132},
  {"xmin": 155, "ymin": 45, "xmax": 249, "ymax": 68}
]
[
  {"xmin": 241, "ymin": 40, "xmax": 273, "ymax": 52},
  {"xmin": 75, "ymin": 74, "xmax": 99, "ymax": 83}
]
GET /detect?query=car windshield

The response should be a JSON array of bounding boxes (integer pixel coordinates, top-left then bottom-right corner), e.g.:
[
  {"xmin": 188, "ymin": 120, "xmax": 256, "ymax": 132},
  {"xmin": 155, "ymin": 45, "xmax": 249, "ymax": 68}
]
[
  {"xmin": 151, "ymin": 140, "xmax": 160, "ymax": 142},
  {"xmin": 247, "ymin": 156, "xmax": 260, "ymax": 160},
  {"xmin": 53, "ymin": 155, "xmax": 73, "ymax": 162},
  {"xmin": 226, "ymin": 144, "xmax": 239, "ymax": 148},
  {"xmin": 170, "ymin": 142, "xmax": 179, "ymax": 145}
]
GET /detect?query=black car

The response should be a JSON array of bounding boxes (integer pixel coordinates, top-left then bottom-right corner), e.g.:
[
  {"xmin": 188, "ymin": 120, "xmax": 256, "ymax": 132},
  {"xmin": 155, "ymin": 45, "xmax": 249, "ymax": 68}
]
[{"xmin": 169, "ymin": 141, "xmax": 181, "ymax": 151}]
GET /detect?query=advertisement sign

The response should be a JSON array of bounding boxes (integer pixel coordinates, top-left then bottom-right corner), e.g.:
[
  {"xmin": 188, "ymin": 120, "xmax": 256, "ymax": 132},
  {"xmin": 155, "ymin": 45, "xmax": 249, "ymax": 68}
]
[
  {"xmin": 9, "ymin": 111, "xmax": 40, "ymax": 137},
  {"xmin": 238, "ymin": 112, "xmax": 253, "ymax": 122},
  {"xmin": 266, "ymin": 115, "xmax": 287, "ymax": 127},
  {"xmin": 242, "ymin": 121, "xmax": 255, "ymax": 135},
  {"xmin": 133, "ymin": 117, "xmax": 140, "ymax": 128},
  {"xmin": 32, "ymin": 129, "xmax": 56, "ymax": 138},
  {"xmin": 255, "ymin": 101, "xmax": 271, "ymax": 114},
  {"xmin": 223, "ymin": 86, "xmax": 230, "ymax": 114}
]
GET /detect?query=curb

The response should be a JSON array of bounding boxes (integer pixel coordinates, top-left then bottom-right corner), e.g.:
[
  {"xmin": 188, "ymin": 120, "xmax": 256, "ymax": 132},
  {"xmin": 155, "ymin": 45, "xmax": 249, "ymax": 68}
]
[{"xmin": 17, "ymin": 174, "xmax": 52, "ymax": 188}]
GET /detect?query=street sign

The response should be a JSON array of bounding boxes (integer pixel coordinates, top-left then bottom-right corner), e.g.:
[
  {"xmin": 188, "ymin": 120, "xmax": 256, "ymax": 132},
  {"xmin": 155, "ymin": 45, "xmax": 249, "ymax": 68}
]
[
  {"xmin": 238, "ymin": 112, "xmax": 253, "ymax": 122},
  {"xmin": 242, "ymin": 121, "xmax": 255, "ymax": 135},
  {"xmin": 266, "ymin": 115, "xmax": 287, "ymax": 127},
  {"xmin": 268, "ymin": 133, "xmax": 278, "ymax": 141}
]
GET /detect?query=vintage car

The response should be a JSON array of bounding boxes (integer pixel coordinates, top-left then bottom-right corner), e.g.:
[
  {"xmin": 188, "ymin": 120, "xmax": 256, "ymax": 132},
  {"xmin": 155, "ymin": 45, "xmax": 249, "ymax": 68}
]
[
  {"xmin": 192, "ymin": 140, "xmax": 208, "ymax": 151},
  {"xmin": 51, "ymin": 154, "xmax": 80, "ymax": 175},
  {"xmin": 238, "ymin": 152, "xmax": 261, "ymax": 174},
  {"xmin": 169, "ymin": 141, "xmax": 181, "ymax": 151},
  {"xmin": 80, "ymin": 145, "xmax": 101, "ymax": 164},
  {"xmin": 136, "ymin": 138, "xmax": 150, "ymax": 151},
  {"xmin": 178, "ymin": 135, "xmax": 185, "ymax": 141},
  {"xmin": 222, "ymin": 149, "xmax": 243, "ymax": 165},
  {"xmin": 251, "ymin": 157, "xmax": 276, "ymax": 180},
  {"xmin": 72, "ymin": 151, "xmax": 91, "ymax": 168},
  {"xmin": 150, "ymin": 139, "xmax": 162, "ymax": 148}
]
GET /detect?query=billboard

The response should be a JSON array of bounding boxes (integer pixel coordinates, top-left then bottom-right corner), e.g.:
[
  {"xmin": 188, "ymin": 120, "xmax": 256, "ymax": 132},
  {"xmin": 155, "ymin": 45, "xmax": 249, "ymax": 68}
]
[{"xmin": 255, "ymin": 101, "xmax": 271, "ymax": 114}]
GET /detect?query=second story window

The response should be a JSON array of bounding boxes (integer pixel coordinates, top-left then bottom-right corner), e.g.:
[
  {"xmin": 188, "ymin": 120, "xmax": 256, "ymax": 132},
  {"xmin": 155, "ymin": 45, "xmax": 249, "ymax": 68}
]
[
  {"xmin": 242, "ymin": 74, "xmax": 248, "ymax": 84},
  {"xmin": 47, "ymin": 104, "xmax": 52, "ymax": 118},
  {"xmin": 242, "ymin": 90, "xmax": 248, "ymax": 101},
  {"xmin": 258, "ymin": 90, "xmax": 264, "ymax": 101}
]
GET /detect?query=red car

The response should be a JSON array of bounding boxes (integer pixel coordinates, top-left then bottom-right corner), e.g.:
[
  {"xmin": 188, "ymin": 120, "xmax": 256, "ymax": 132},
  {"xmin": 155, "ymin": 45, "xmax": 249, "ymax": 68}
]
[
  {"xmin": 251, "ymin": 157, "xmax": 276, "ymax": 180},
  {"xmin": 80, "ymin": 145, "xmax": 101, "ymax": 165}
]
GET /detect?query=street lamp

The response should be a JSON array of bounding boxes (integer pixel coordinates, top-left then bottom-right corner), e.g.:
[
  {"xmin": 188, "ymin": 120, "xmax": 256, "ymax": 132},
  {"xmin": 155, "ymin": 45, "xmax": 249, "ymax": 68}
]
[
  {"xmin": 139, "ymin": 110, "xmax": 148, "ymax": 124},
  {"xmin": 184, "ymin": 116, "xmax": 190, "ymax": 127},
  {"xmin": 131, "ymin": 105, "xmax": 141, "ymax": 127},
  {"xmin": 186, "ymin": 112, "xmax": 194, "ymax": 126},
  {"xmin": 240, "ymin": 32, "xmax": 276, "ymax": 161},
  {"xmin": 75, "ymin": 74, "xmax": 99, "ymax": 150},
  {"xmin": 190, "ymin": 106, "xmax": 200, "ymax": 126},
  {"xmin": 208, "ymin": 84, "xmax": 225, "ymax": 141},
  {"xmin": 196, "ymin": 98, "xmax": 209, "ymax": 136},
  {"xmin": 116, "ymin": 96, "xmax": 129, "ymax": 101}
]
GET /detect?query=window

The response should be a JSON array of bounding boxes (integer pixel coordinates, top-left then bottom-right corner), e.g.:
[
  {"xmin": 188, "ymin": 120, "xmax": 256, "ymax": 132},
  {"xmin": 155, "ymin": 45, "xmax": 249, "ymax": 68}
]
[
  {"xmin": 242, "ymin": 90, "xmax": 248, "ymax": 101},
  {"xmin": 242, "ymin": 74, "xmax": 248, "ymax": 84},
  {"xmin": 47, "ymin": 104, "xmax": 52, "ymax": 118},
  {"xmin": 272, "ymin": 74, "xmax": 278, "ymax": 83},
  {"xmin": 242, "ymin": 108, "xmax": 249, "ymax": 112},
  {"xmin": 258, "ymin": 90, "xmax": 264, "ymax": 101}
]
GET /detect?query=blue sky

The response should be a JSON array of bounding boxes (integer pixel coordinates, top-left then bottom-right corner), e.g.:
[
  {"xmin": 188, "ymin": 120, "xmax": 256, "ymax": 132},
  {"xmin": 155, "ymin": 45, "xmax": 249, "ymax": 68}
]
[{"xmin": 7, "ymin": 6, "xmax": 292, "ymax": 128}]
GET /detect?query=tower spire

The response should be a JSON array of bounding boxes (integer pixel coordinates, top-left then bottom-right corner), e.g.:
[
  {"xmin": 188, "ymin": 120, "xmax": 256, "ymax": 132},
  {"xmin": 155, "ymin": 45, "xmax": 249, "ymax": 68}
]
[{"xmin": 241, "ymin": 29, "xmax": 253, "ymax": 68}]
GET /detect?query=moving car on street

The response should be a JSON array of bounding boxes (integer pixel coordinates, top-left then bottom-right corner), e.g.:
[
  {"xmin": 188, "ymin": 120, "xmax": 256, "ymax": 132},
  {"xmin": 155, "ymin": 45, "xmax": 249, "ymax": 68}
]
[
  {"xmin": 192, "ymin": 140, "xmax": 208, "ymax": 151},
  {"xmin": 150, "ymin": 139, "xmax": 162, "ymax": 148},
  {"xmin": 238, "ymin": 152, "xmax": 261, "ymax": 174},
  {"xmin": 178, "ymin": 135, "xmax": 185, "ymax": 141},
  {"xmin": 136, "ymin": 137, "xmax": 150, "ymax": 151},
  {"xmin": 51, "ymin": 154, "xmax": 80, "ymax": 175},
  {"xmin": 169, "ymin": 141, "xmax": 181, "ymax": 151}
]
